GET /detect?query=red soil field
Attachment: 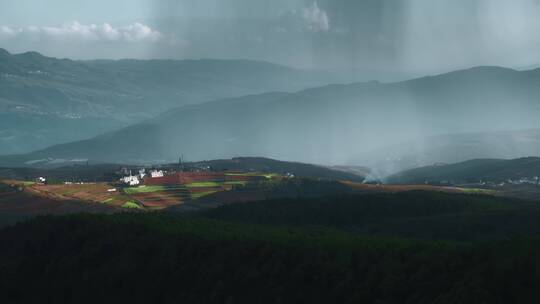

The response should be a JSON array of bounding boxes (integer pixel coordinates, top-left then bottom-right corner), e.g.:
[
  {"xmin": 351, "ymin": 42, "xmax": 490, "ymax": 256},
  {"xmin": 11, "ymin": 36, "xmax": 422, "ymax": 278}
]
[
  {"xmin": 0, "ymin": 182, "xmax": 117, "ymax": 216},
  {"xmin": 130, "ymin": 191, "xmax": 189, "ymax": 208},
  {"xmin": 145, "ymin": 172, "xmax": 226, "ymax": 185},
  {"xmin": 342, "ymin": 181, "xmax": 468, "ymax": 194},
  {"xmin": 194, "ymin": 190, "xmax": 268, "ymax": 208},
  {"xmin": 225, "ymin": 175, "xmax": 266, "ymax": 182},
  {"xmin": 144, "ymin": 172, "xmax": 267, "ymax": 185}
]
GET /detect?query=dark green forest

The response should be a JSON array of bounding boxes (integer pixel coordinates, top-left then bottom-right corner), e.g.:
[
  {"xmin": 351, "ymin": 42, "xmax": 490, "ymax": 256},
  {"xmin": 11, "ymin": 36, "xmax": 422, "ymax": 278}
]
[
  {"xmin": 2, "ymin": 191, "xmax": 540, "ymax": 303},
  {"xmin": 202, "ymin": 191, "xmax": 540, "ymax": 241}
]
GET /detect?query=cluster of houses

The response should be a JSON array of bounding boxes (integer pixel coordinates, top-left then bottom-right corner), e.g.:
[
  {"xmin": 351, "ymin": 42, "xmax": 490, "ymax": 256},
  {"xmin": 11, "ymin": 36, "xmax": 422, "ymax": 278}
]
[
  {"xmin": 505, "ymin": 176, "xmax": 540, "ymax": 186},
  {"xmin": 454, "ymin": 176, "xmax": 540, "ymax": 188},
  {"xmin": 119, "ymin": 168, "xmax": 165, "ymax": 186}
]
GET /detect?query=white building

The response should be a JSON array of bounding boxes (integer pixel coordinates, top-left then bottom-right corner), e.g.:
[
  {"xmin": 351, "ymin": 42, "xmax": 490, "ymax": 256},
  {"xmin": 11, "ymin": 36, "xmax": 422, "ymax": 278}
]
[
  {"xmin": 121, "ymin": 175, "xmax": 140, "ymax": 186},
  {"xmin": 139, "ymin": 168, "xmax": 146, "ymax": 179},
  {"xmin": 150, "ymin": 170, "xmax": 164, "ymax": 178}
]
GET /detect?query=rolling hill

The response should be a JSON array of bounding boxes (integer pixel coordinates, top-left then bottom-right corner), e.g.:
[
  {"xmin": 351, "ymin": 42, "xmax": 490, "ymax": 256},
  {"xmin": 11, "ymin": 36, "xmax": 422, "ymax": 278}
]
[
  {"xmin": 354, "ymin": 128, "xmax": 540, "ymax": 176},
  {"xmin": 387, "ymin": 157, "xmax": 540, "ymax": 185},
  {"xmin": 0, "ymin": 157, "xmax": 365, "ymax": 182},
  {"xmin": 5, "ymin": 194, "xmax": 540, "ymax": 302},
  {"xmin": 5, "ymin": 65, "xmax": 540, "ymax": 167},
  {"xmin": 192, "ymin": 157, "xmax": 366, "ymax": 181},
  {"xmin": 0, "ymin": 49, "xmax": 349, "ymax": 154}
]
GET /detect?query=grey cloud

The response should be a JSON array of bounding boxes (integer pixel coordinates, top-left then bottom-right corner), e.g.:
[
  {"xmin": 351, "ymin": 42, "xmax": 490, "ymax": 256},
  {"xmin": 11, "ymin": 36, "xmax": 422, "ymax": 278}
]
[{"xmin": 4, "ymin": 0, "xmax": 540, "ymax": 78}]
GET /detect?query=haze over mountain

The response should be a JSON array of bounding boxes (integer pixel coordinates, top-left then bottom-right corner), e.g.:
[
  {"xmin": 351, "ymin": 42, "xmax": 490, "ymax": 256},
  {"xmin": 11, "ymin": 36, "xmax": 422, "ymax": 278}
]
[
  {"xmin": 356, "ymin": 128, "xmax": 540, "ymax": 176},
  {"xmin": 387, "ymin": 157, "xmax": 540, "ymax": 185},
  {"xmin": 5, "ymin": 65, "xmax": 540, "ymax": 169},
  {"xmin": 0, "ymin": 49, "xmax": 356, "ymax": 155}
]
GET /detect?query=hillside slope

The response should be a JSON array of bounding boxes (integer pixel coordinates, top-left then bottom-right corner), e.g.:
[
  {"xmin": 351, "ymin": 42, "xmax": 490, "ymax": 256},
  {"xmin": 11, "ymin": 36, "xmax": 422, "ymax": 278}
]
[
  {"xmin": 0, "ymin": 49, "xmax": 345, "ymax": 154},
  {"xmin": 5, "ymin": 66, "xmax": 540, "ymax": 166},
  {"xmin": 355, "ymin": 128, "xmax": 540, "ymax": 175},
  {"xmin": 387, "ymin": 157, "xmax": 540, "ymax": 184},
  {"xmin": 0, "ymin": 157, "xmax": 365, "ymax": 182},
  {"xmin": 5, "ymin": 203, "xmax": 540, "ymax": 303},
  {"xmin": 192, "ymin": 157, "xmax": 365, "ymax": 181}
]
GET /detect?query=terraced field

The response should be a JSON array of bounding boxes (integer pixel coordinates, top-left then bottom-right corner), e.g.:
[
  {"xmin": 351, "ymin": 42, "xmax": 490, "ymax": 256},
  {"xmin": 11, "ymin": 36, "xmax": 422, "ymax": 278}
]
[
  {"xmin": 123, "ymin": 172, "xmax": 278, "ymax": 209},
  {"xmin": 341, "ymin": 181, "xmax": 497, "ymax": 195},
  {"xmin": 24, "ymin": 183, "xmax": 133, "ymax": 207},
  {"xmin": 0, "ymin": 181, "xmax": 117, "ymax": 217},
  {"xmin": 0, "ymin": 172, "xmax": 282, "ymax": 213},
  {"xmin": 126, "ymin": 185, "xmax": 191, "ymax": 209}
]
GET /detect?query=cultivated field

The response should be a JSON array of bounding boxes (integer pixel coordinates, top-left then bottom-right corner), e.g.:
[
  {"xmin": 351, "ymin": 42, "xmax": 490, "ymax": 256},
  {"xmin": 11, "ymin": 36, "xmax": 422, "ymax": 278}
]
[
  {"xmin": 0, "ymin": 171, "xmax": 504, "ymax": 218},
  {"xmin": 0, "ymin": 181, "xmax": 117, "ymax": 218},
  {"xmin": 0, "ymin": 171, "xmax": 280, "ymax": 212},
  {"xmin": 342, "ymin": 181, "xmax": 497, "ymax": 195}
]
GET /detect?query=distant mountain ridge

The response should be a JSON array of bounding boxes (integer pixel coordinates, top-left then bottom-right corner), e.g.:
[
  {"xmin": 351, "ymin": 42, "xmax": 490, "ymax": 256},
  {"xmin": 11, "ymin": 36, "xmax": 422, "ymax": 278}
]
[
  {"xmin": 355, "ymin": 128, "xmax": 540, "ymax": 176},
  {"xmin": 0, "ymin": 49, "xmax": 350, "ymax": 154},
  {"xmin": 4, "ymin": 64, "xmax": 540, "ymax": 167},
  {"xmin": 387, "ymin": 157, "xmax": 540, "ymax": 185}
]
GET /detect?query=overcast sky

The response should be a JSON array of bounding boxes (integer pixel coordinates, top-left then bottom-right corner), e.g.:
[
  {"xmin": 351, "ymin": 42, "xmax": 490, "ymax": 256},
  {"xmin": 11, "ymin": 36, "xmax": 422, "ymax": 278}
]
[{"xmin": 2, "ymin": 0, "xmax": 540, "ymax": 75}]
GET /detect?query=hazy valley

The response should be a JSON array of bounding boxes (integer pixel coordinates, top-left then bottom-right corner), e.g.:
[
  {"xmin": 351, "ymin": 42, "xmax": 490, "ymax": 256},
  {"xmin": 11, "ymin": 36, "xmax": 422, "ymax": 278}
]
[{"xmin": 0, "ymin": 48, "xmax": 355, "ymax": 154}]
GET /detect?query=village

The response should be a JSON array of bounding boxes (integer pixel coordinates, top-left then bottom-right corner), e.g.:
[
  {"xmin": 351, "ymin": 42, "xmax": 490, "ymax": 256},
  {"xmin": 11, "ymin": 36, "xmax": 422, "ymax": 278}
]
[
  {"xmin": 119, "ymin": 168, "xmax": 165, "ymax": 186},
  {"xmin": 19, "ymin": 161, "xmax": 285, "ymax": 211},
  {"xmin": 427, "ymin": 176, "xmax": 540, "ymax": 193}
]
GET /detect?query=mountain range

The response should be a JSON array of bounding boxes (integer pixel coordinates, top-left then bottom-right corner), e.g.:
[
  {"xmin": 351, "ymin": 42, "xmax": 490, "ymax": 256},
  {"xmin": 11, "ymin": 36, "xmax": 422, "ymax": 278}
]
[
  {"xmin": 4, "ymin": 65, "xmax": 540, "ymax": 169},
  {"xmin": 0, "ymin": 49, "xmax": 353, "ymax": 154}
]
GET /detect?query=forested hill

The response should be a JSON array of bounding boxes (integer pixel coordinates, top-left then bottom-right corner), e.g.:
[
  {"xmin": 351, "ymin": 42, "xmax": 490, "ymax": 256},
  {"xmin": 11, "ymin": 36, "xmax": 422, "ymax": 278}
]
[
  {"xmin": 2, "ymin": 209, "xmax": 540, "ymax": 303},
  {"xmin": 193, "ymin": 157, "xmax": 366, "ymax": 181},
  {"xmin": 387, "ymin": 157, "xmax": 540, "ymax": 184},
  {"xmin": 200, "ymin": 191, "xmax": 540, "ymax": 241}
]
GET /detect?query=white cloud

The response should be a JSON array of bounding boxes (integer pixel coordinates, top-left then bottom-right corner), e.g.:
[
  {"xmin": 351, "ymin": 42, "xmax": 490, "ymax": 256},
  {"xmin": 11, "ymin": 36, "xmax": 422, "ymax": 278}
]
[
  {"xmin": 0, "ymin": 21, "xmax": 162, "ymax": 43},
  {"xmin": 302, "ymin": 2, "xmax": 330, "ymax": 33},
  {"xmin": 0, "ymin": 26, "xmax": 19, "ymax": 36}
]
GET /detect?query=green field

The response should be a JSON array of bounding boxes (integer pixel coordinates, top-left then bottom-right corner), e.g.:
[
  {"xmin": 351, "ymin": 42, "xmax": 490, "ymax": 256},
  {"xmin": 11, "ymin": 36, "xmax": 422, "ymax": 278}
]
[
  {"xmin": 461, "ymin": 188, "xmax": 497, "ymax": 195},
  {"xmin": 191, "ymin": 191, "xmax": 219, "ymax": 199},
  {"xmin": 224, "ymin": 181, "xmax": 248, "ymax": 186},
  {"xmin": 101, "ymin": 198, "xmax": 114, "ymax": 204},
  {"xmin": 120, "ymin": 173, "xmax": 277, "ymax": 205},
  {"xmin": 122, "ymin": 201, "xmax": 142, "ymax": 209},
  {"xmin": 124, "ymin": 185, "xmax": 186, "ymax": 194},
  {"xmin": 225, "ymin": 172, "xmax": 278, "ymax": 180},
  {"xmin": 185, "ymin": 182, "xmax": 222, "ymax": 188}
]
